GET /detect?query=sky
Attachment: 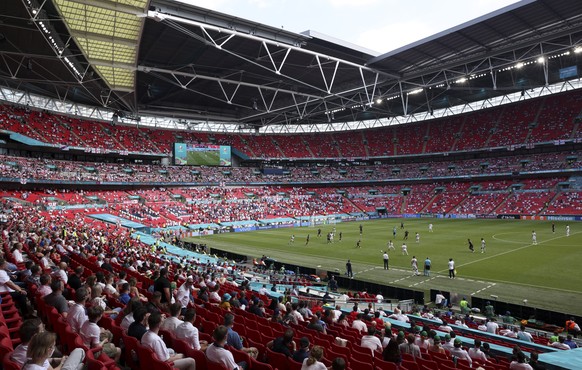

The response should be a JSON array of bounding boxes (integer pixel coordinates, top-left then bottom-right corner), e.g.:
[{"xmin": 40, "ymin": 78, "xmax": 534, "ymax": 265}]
[{"xmin": 178, "ymin": 0, "xmax": 521, "ymax": 55}]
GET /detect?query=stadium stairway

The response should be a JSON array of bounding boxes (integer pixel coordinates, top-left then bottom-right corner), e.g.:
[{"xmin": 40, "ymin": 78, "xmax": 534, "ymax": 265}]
[
  {"xmin": 491, "ymin": 192, "xmax": 512, "ymax": 214},
  {"xmin": 360, "ymin": 131, "xmax": 370, "ymax": 157},
  {"xmin": 449, "ymin": 115, "xmax": 467, "ymax": 151},
  {"xmin": 571, "ymin": 119, "xmax": 580, "ymax": 140},
  {"xmin": 271, "ymin": 137, "xmax": 287, "ymax": 157},
  {"xmin": 302, "ymin": 137, "xmax": 316, "ymax": 157},
  {"xmin": 523, "ymin": 96, "xmax": 547, "ymax": 144},
  {"xmin": 419, "ymin": 192, "xmax": 440, "ymax": 213},
  {"xmin": 342, "ymin": 195, "xmax": 365, "ymax": 213},
  {"xmin": 236, "ymin": 134, "xmax": 257, "ymax": 158},
  {"xmin": 538, "ymin": 191, "xmax": 562, "ymax": 214},
  {"xmin": 570, "ymin": 175, "xmax": 582, "ymax": 190},
  {"xmin": 399, "ymin": 196, "xmax": 407, "ymax": 214}
]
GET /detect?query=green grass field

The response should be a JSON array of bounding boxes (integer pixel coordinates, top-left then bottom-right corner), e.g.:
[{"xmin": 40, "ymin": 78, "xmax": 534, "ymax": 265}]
[
  {"xmin": 187, "ymin": 150, "xmax": 220, "ymax": 165},
  {"xmin": 186, "ymin": 219, "xmax": 582, "ymax": 315}
]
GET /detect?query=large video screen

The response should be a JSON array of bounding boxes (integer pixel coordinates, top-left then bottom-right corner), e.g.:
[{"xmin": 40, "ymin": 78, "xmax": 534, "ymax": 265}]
[{"xmin": 173, "ymin": 143, "xmax": 232, "ymax": 166}]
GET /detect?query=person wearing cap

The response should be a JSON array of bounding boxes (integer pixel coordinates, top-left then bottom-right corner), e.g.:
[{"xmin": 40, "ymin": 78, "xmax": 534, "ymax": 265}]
[
  {"xmin": 292, "ymin": 337, "xmax": 311, "ymax": 363},
  {"xmin": 361, "ymin": 326, "xmax": 383, "ymax": 356},
  {"xmin": 449, "ymin": 338, "xmax": 472, "ymax": 367},
  {"xmin": 415, "ymin": 331, "xmax": 430, "ymax": 350},
  {"xmin": 428, "ymin": 335, "xmax": 446, "ymax": 354},
  {"xmin": 220, "ymin": 293, "xmax": 232, "ymax": 311},
  {"xmin": 442, "ymin": 334, "xmax": 454, "ymax": 351},
  {"xmin": 503, "ymin": 311, "xmax": 516, "ymax": 324},
  {"xmin": 484, "ymin": 301, "xmax": 495, "ymax": 318}
]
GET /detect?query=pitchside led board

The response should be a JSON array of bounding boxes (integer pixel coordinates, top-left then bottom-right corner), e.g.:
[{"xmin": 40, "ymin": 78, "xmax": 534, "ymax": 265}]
[{"xmin": 173, "ymin": 143, "xmax": 232, "ymax": 166}]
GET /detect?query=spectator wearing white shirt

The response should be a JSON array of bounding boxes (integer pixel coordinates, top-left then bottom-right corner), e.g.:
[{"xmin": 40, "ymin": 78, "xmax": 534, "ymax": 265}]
[
  {"xmin": 175, "ymin": 308, "xmax": 207, "ymax": 351},
  {"xmin": 11, "ymin": 243, "xmax": 25, "ymax": 263},
  {"xmin": 468, "ymin": 339, "xmax": 488, "ymax": 362},
  {"xmin": 449, "ymin": 339, "xmax": 472, "ymax": 367},
  {"xmin": 486, "ymin": 318, "xmax": 499, "ymax": 334},
  {"xmin": 438, "ymin": 321, "xmax": 453, "ymax": 333},
  {"xmin": 160, "ymin": 303, "xmax": 183, "ymax": 331},
  {"xmin": 360, "ymin": 326, "xmax": 383, "ymax": 356},
  {"xmin": 517, "ymin": 325, "xmax": 533, "ymax": 342},
  {"xmin": 175, "ymin": 278, "xmax": 195, "ymax": 311},
  {"xmin": 351, "ymin": 313, "xmax": 368, "ymax": 334},
  {"xmin": 259, "ymin": 284, "xmax": 268, "ymax": 295},
  {"xmin": 55, "ymin": 262, "xmax": 68, "ymax": 284},
  {"xmin": 142, "ymin": 312, "xmax": 196, "ymax": 370},
  {"xmin": 207, "ymin": 326, "xmax": 245, "ymax": 370},
  {"xmin": 66, "ymin": 287, "xmax": 89, "ymax": 333},
  {"xmin": 550, "ymin": 336, "xmax": 571, "ymax": 350},
  {"xmin": 376, "ymin": 292, "xmax": 384, "ymax": 303},
  {"xmin": 80, "ymin": 306, "xmax": 121, "ymax": 362}
]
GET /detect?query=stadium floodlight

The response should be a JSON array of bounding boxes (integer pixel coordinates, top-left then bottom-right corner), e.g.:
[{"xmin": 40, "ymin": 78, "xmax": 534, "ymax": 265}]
[
  {"xmin": 376, "ymin": 98, "xmax": 382, "ymax": 104},
  {"xmin": 575, "ymin": 46, "xmax": 582, "ymax": 54},
  {"xmin": 537, "ymin": 56, "xmax": 546, "ymax": 64},
  {"xmin": 455, "ymin": 77, "xmax": 467, "ymax": 84},
  {"xmin": 515, "ymin": 62, "xmax": 524, "ymax": 69}
]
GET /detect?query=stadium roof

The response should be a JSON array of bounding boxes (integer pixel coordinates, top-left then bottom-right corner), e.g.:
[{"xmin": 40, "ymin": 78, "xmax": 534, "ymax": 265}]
[{"xmin": 1, "ymin": 0, "xmax": 582, "ymax": 132}]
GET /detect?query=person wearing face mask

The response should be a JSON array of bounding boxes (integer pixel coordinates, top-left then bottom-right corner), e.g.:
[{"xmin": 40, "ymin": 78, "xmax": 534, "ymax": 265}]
[{"xmin": 22, "ymin": 331, "xmax": 84, "ymax": 370}]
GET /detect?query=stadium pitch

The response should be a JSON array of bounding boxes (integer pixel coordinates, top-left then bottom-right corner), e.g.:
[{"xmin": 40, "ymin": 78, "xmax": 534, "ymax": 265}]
[{"xmin": 190, "ymin": 219, "xmax": 582, "ymax": 315}]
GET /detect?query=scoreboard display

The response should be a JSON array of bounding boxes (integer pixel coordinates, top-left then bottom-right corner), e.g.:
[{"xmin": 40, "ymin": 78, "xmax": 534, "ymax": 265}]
[{"xmin": 173, "ymin": 143, "xmax": 232, "ymax": 166}]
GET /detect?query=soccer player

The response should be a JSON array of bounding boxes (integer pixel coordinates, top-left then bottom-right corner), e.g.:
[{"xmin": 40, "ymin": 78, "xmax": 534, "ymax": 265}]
[
  {"xmin": 532, "ymin": 230, "xmax": 537, "ymax": 245},
  {"xmin": 339, "ymin": 231, "xmax": 343, "ymax": 241},
  {"xmin": 468, "ymin": 239, "xmax": 474, "ymax": 253},
  {"xmin": 566, "ymin": 224, "xmax": 570, "ymax": 237},
  {"xmin": 448, "ymin": 258, "xmax": 455, "ymax": 279},
  {"xmin": 480, "ymin": 238, "xmax": 486, "ymax": 253},
  {"xmin": 305, "ymin": 234, "xmax": 310, "ymax": 246},
  {"xmin": 387, "ymin": 240, "xmax": 395, "ymax": 251},
  {"xmin": 411, "ymin": 256, "xmax": 419, "ymax": 276},
  {"xmin": 359, "ymin": 224, "xmax": 363, "ymax": 235},
  {"xmin": 415, "ymin": 232, "xmax": 420, "ymax": 243},
  {"xmin": 401, "ymin": 243, "xmax": 408, "ymax": 255},
  {"xmin": 393, "ymin": 226, "xmax": 397, "ymax": 238},
  {"xmin": 317, "ymin": 228, "xmax": 321, "ymax": 238},
  {"xmin": 428, "ymin": 223, "xmax": 433, "ymax": 232},
  {"xmin": 288, "ymin": 235, "xmax": 295, "ymax": 245},
  {"xmin": 404, "ymin": 230, "xmax": 409, "ymax": 240},
  {"xmin": 383, "ymin": 251, "xmax": 389, "ymax": 270},
  {"xmin": 552, "ymin": 223, "xmax": 555, "ymax": 233},
  {"xmin": 356, "ymin": 239, "xmax": 362, "ymax": 248}
]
